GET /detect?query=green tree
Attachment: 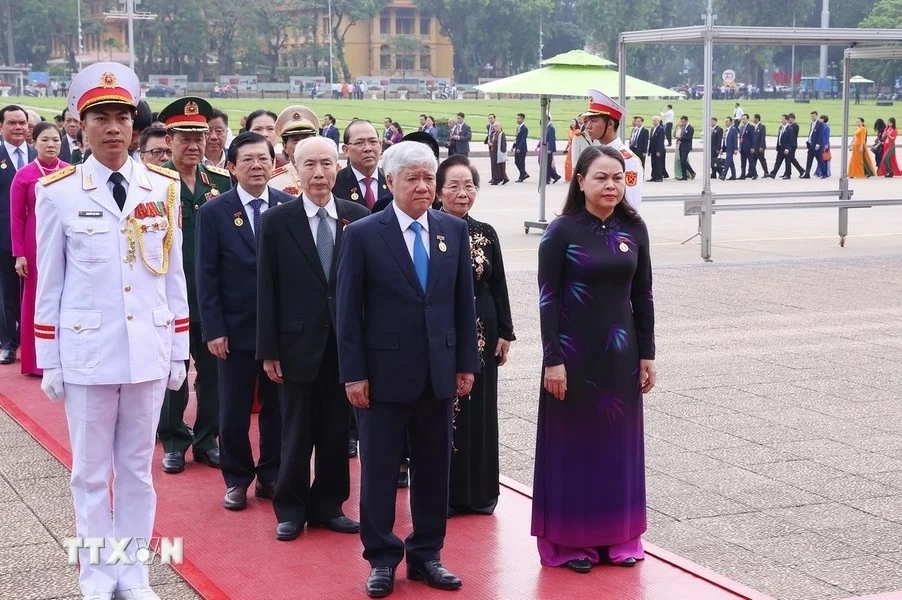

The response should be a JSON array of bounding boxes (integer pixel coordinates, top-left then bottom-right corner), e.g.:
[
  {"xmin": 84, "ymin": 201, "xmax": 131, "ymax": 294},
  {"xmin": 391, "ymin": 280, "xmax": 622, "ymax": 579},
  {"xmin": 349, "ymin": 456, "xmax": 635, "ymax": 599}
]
[
  {"xmin": 319, "ymin": 0, "xmax": 389, "ymax": 81},
  {"xmin": 859, "ymin": 0, "xmax": 902, "ymax": 85},
  {"xmin": 255, "ymin": 0, "xmax": 311, "ymax": 79}
]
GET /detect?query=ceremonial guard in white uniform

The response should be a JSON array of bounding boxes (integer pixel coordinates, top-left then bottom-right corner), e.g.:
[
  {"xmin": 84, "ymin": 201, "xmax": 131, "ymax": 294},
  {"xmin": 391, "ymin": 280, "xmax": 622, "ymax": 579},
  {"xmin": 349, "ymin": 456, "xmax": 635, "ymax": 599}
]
[
  {"xmin": 34, "ymin": 62, "xmax": 189, "ymax": 600},
  {"xmin": 269, "ymin": 104, "xmax": 319, "ymax": 196},
  {"xmin": 581, "ymin": 89, "xmax": 644, "ymax": 212}
]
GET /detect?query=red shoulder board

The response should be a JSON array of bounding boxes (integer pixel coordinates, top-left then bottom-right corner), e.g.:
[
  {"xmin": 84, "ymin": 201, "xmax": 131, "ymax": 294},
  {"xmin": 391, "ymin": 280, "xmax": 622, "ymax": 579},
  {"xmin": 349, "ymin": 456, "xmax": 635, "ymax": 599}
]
[{"xmin": 619, "ymin": 147, "xmax": 634, "ymax": 159}]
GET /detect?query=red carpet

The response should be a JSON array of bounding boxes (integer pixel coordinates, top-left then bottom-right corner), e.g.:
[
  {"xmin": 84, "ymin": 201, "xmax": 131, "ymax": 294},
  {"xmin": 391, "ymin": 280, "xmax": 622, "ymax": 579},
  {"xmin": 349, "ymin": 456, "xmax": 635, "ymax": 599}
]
[{"xmin": 1, "ymin": 369, "xmax": 774, "ymax": 600}]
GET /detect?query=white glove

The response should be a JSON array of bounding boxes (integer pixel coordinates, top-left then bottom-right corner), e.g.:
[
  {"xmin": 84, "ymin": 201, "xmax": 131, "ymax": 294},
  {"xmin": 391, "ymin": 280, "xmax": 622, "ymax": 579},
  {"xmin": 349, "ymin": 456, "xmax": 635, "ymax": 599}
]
[
  {"xmin": 41, "ymin": 368, "xmax": 65, "ymax": 403},
  {"xmin": 167, "ymin": 361, "xmax": 187, "ymax": 391}
]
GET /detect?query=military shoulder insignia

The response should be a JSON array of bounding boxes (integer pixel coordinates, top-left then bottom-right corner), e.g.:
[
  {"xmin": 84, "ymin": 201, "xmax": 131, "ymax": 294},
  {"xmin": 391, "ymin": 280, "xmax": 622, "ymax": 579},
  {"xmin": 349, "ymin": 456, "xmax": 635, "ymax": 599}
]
[
  {"xmin": 625, "ymin": 171, "xmax": 639, "ymax": 187},
  {"xmin": 205, "ymin": 165, "xmax": 231, "ymax": 178},
  {"xmin": 38, "ymin": 165, "xmax": 76, "ymax": 186},
  {"xmin": 271, "ymin": 165, "xmax": 290, "ymax": 177},
  {"xmin": 145, "ymin": 163, "xmax": 179, "ymax": 180},
  {"xmin": 619, "ymin": 147, "xmax": 634, "ymax": 159}
]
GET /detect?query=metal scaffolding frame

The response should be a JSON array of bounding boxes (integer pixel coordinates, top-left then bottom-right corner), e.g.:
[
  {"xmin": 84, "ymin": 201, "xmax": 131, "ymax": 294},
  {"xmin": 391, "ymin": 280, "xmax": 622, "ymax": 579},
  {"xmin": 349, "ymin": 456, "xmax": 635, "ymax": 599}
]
[{"xmin": 618, "ymin": 16, "xmax": 902, "ymax": 261}]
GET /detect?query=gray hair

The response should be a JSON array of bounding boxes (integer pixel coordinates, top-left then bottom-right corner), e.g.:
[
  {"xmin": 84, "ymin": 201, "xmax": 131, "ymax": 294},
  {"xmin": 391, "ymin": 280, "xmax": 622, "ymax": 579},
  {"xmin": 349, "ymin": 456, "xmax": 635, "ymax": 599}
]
[
  {"xmin": 294, "ymin": 135, "xmax": 339, "ymax": 165},
  {"xmin": 382, "ymin": 141, "xmax": 437, "ymax": 178}
]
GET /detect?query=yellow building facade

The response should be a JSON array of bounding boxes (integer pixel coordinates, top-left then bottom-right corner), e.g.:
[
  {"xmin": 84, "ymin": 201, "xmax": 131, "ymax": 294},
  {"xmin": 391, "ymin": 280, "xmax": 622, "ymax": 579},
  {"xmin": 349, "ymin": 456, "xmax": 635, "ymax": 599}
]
[{"xmin": 308, "ymin": 0, "xmax": 454, "ymax": 79}]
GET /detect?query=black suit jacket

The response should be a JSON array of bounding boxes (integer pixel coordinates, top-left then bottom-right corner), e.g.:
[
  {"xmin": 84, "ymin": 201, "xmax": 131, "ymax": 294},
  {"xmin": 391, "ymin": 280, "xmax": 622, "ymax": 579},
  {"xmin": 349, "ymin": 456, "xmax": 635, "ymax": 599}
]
[
  {"xmin": 649, "ymin": 125, "xmax": 665, "ymax": 154},
  {"xmin": 630, "ymin": 128, "xmax": 649, "ymax": 156},
  {"xmin": 195, "ymin": 186, "xmax": 294, "ymax": 351},
  {"xmin": 336, "ymin": 205, "xmax": 480, "ymax": 403},
  {"xmin": 739, "ymin": 123, "xmax": 755, "ymax": 152},
  {"xmin": 787, "ymin": 123, "xmax": 800, "ymax": 151},
  {"xmin": 0, "ymin": 143, "xmax": 36, "ymax": 253},
  {"xmin": 754, "ymin": 123, "xmax": 767, "ymax": 149},
  {"xmin": 256, "ymin": 195, "xmax": 370, "ymax": 382},
  {"xmin": 679, "ymin": 125, "xmax": 694, "ymax": 152},
  {"xmin": 711, "ymin": 126, "xmax": 724, "ymax": 155},
  {"xmin": 332, "ymin": 165, "xmax": 392, "ymax": 212}
]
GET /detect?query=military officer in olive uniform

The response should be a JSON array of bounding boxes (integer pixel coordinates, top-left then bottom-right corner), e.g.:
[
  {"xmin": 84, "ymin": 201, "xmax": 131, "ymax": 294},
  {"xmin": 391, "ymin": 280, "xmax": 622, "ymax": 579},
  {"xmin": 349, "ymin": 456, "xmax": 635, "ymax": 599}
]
[
  {"xmin": 35, "ymin": 62, "xmax": 189, "ymax": 600},
  {"xmin": 269, "ymin": 105, "xmax": 319, "ymax": 196},
  {"xmin": 156, "ymin": 97, "xmax": 233, "ymax": 474}
]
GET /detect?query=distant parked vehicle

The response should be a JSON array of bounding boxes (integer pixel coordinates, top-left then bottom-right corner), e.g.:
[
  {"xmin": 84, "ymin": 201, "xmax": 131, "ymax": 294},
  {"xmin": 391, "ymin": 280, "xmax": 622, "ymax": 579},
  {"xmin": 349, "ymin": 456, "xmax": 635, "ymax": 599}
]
[{"xmin": 146, "ymin": 84, "xmax": 176, "ymax": 97}]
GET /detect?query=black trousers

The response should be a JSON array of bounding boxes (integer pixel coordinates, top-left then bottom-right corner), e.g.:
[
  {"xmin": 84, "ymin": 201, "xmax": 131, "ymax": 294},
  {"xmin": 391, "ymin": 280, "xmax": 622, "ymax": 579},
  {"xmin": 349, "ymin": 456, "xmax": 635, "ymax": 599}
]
[
  {"xmin": 664, "ymin": 122, "xmax": 673, "ymax": 145},
  {"xmin": 804, "ymin": 144, "xmax": 824, "ymax": 176},
  {"xmin": 356, "ymin": 390, "xmax": 453, "ymax": 568},
  {"xmin": 740, "ymin": 150, "xmax": 757, "ymax": 177},
  {"xmin": 0, "ymin": 250, "xmax": 19, "ymax": 351},
  {"xmin": 273, "ymin": 342, "xmax": 350, "ymax": 524},
  {"xmin": 514, "ymin": 150, "xmax": 527, "ymax": 180},
  {"xmin": 158, "ymin": 323, "xmax": 219, "ymax": 453},
  {"xmin": 788, "ymin": 148, "xmax": 804, "ymax": 175},
  {"xmin": 651, "ymin": 152, "xmax": 665, "ymax": 181},
  {"xmin": 217, "ymin": 349, "xmax": 281, "ymax": 489},
  {"xmin": 679, "ymin": 147, "xmax": 695, "ymax": 177},
  {"xmin": 756, "ymin": 149, "xmax": 769, "ymax": 174}
]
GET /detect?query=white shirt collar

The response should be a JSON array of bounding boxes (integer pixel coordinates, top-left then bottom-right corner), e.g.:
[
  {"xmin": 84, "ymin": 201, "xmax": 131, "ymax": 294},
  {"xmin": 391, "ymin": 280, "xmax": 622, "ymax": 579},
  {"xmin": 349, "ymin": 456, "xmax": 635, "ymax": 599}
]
[
  {"xmin": 351, "ymin": 165, "xmax": 378, "ymax": 185},
  {"xmin": 204, "ymin": 150, "xmax": 227, "ymax": 168},
  {"xmin": 236, "ymin": 184, "xmax": 270, "ymax": 207},
  {"xmin": 393, "ymin": 201, "xmax": 429, "ymax": 233},
  {"xmin": 3, "ymin": 140, "xmax": 26, "ymax": 161},
  {"xmin": 302, "ymin": 195, "xmax": 337, "ymax": 219},
  {"xmin": 91, "ymin": 155, "xmax": 134, "ymax": 187}
]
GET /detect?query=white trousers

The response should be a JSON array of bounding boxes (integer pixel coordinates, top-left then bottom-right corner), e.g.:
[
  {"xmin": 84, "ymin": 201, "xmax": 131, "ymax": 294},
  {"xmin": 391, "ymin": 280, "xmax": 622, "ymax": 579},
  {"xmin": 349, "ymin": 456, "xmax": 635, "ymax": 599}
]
[{"xmin": 65, "ymin": 379, "xmax": 166, "ymax": 594}]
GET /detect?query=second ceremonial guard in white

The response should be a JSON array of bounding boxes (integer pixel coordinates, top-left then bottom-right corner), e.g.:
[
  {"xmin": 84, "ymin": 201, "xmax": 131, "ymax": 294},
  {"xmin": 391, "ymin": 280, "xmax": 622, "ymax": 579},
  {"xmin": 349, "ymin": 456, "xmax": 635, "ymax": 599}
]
[{"xmin": 33, "ymin": 62, "xmax": 190, "ymax": 600}]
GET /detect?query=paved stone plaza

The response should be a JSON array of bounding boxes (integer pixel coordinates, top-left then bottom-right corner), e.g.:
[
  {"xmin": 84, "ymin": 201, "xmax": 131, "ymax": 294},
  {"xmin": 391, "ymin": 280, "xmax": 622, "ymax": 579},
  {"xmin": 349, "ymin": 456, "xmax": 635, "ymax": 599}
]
[{"xmin": 2, "ymin": 162, "xmax": 901, "ymax": 599}]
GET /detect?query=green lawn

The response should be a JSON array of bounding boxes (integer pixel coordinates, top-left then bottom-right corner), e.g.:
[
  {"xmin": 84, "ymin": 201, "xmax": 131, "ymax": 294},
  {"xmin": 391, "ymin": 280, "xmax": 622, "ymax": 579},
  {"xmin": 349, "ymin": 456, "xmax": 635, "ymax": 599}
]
[{"xmin": 8, "ymin": 95, "xmax": 895, "ymax": 139}]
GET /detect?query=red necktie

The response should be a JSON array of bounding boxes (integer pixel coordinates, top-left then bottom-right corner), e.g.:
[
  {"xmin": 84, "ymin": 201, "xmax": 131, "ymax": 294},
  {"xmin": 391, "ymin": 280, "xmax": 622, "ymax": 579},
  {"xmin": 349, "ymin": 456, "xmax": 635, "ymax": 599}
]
[{"xmin": 362, "ymin": 177, "xmax": 376, "ymax": 209}]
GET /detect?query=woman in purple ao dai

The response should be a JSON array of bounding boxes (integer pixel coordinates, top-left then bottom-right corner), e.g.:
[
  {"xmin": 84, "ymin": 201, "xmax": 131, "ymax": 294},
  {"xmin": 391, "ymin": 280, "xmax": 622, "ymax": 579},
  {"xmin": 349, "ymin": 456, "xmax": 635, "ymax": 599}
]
[{"xmin": 532, "ymin": 145, "xmax": 656, "ymax": 574}]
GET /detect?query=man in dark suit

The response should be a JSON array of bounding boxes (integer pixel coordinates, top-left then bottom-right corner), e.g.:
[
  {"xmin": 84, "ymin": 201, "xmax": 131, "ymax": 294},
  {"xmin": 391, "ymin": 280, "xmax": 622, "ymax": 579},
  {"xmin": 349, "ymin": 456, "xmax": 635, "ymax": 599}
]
[
  {"xmin": 337, "ymin": 141, "xmax": 479, "ymax": 598},
  {"xmin": 0, "ymin": 105, "xmax": 35, "ymax": 364},
  {"xmin": 513, "ymin": 113, "xmax": 529, "ymax": 182},
  {"xmin": 752, "ymin": 113, "xmax": 768, "ymax": 177},
  {"xmin": 786, "ymin": 113, "xmax": 804, "ymax": 178},
  {"xmin": 720, "ymin": 117, "xmax": 738, "ymax": 180},
  {"xmin": 195, "ymin": 132, "xmax": 287, "ymax": 511},
  {"xmin": 333, "ymin": 119, "xmax": 392, "ymax": 213},
  {"xmin": 58, "ymin": 107, "xmax": 79, "ymax": 163},
  {"xmin": 738, "ymin": 114, "xmax": 757, "ymax": 179},
  {"xmin": 629, "ymin": 116, "xmax": 649, "ymax": 168},
  {"xmin": 322, "ymin": 113, "xmax": 340, "ymax": 148},
  {"xmin": 709, "ymin": 117, "xmax": 724, "ymax": 179},
  {"xmin": 449, "ymin": 112, "xmax": 471, "ymax": 156},
  {"xmin": 648, "ymin": 116, "xmax": 666, "ymax": 182},
  {"xmin": 257, "ymin": 136, "xmax": 368, "ymax": 541},
  {"xmin": 801, "ymin": 110, "xmax": 825, "ymax": 178},
  {"xmin": 767, "ymin": 114, "xmax": 791, "ymax": 179},
  {"xmin": 677, "ymin": 115, "xmax": 695, "ymax": 180},
  {"xmin": 545, "ymin": 119, "xmax": 561, "ymax": 184}
]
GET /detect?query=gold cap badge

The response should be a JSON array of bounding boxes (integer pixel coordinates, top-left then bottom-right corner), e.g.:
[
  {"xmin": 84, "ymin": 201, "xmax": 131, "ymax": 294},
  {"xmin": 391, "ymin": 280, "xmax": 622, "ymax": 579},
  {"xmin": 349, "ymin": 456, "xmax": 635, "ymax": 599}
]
[
  {"xmin": 184, "ymin": 101, "xmax": 199, "ymax": 116},
  {"xmin": 100, "ymin": 72, "xmax": 118, "ymax": 87}
]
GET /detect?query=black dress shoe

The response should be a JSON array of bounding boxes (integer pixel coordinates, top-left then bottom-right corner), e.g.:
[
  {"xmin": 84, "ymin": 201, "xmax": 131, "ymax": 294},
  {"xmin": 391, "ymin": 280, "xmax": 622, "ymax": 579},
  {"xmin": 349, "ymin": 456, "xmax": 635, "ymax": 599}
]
[
  {"xmin": 349, "ymin": 439, "xmax": 358, "ymax": 458},
  {"xmin": 800, "ymin": 174, "xmax": 810, "ymax": 179},
  {"xmin": 366, "ymin": 567, "xmax": 395, "ymax": 598},
  {"xmin": 254, "ymin": 480, "xmax": 276, "ymax": 499},
  {"xmin": 0, "ymin": 349, "xmax": 14, "ymax": 364},
  {"xmin": 781, "ymin": 175, "xmax": 791, "ymax": 179},
  {"xmin": 407, "ymin": 560, "xmax": 462, "ymax": 590},
  {"xmin": 611, "ymin": 557, "xmax": 638, "ymax": 567},
  {"xmin": 194, "ymin": 448, "xmax": 220, "ymax": 468},
  {"xmin": 565, "ymin": 558, "xmax": 592, "ymax": 573},
  {"xmin": 397, "ymin": 470, "xmax": 409, "ymax": 489},
  {"xmin": 310, "ymin": 515, "xmax": 360, "ymax": 533},
  {"xmin": 276, "ymin": 521, "xmax": 302, "ymax": 541},
  {"xmin": 223, "ymin": 486, "xmax": 247, "ymax": 511},
  {"xmin": 161, "ymin": 452, "xmax": 185, "ymax": 474}
]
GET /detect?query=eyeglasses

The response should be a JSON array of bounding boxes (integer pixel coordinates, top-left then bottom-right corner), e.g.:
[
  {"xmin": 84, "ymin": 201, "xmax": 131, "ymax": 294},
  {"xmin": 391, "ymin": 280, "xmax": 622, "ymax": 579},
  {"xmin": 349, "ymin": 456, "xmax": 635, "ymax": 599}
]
[
  {"xmin": 141, "ymin": 148, "xmax": 171, "ymax": 159},
  {"xmin": 346, "ymin": 139, "xmax": 381, "ymax": 148},
  {"xmin": 444, "ymin": 183, "xmax": 477, "ymax": 194}
]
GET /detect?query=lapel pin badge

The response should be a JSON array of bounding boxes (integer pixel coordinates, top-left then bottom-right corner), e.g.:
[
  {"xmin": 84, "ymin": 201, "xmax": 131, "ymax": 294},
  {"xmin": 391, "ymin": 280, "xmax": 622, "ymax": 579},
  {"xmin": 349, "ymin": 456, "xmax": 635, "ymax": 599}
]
[
  {"xmin": 0, "ymin": 160, "xmax": 6, "ymax": 170},
  {"xmin": 350, "ymin": 188, "xmax": 359, "ymax": 201},
  {"xmin": 233, "ymin": 211, "xmax": 244, "ymax": 227},
  {"xmin": 437, "ymin": 234, "xmax": 447, "ymax": 253},
  {"xmin": 341, "ymin": 218, "xmax": 350, "ymax": 231},
  {"xmin": 619, "ymin": 241, "xmax": 629, "ymax": 253}
]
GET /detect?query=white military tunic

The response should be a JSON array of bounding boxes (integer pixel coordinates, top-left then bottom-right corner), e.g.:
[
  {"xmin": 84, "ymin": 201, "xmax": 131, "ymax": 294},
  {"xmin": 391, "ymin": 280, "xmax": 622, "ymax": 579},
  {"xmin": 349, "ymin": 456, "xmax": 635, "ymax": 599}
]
[
  {"xmin": 604, "ymin": 136, "xmax": 644, "ymax": 213},
  {"xmin": 34, "ymin": 156, "xmax": 190, "ymax": 382},
  {"xmin": 268, "ymin": 162, "xmax": 301, "ymax": 196}
]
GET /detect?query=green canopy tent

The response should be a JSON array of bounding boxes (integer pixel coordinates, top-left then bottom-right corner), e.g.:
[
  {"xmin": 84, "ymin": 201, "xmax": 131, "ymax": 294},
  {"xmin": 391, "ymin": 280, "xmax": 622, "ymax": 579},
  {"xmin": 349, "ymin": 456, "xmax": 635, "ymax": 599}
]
[{"xmin": 474, "ymin": 50, "xmax": 682, "ymax": 232}]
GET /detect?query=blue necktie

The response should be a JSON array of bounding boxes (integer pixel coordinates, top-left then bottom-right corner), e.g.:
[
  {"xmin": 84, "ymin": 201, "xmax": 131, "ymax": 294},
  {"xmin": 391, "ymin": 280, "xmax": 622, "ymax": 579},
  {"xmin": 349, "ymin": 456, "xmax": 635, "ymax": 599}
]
[
  {"xmin": 14, "ymin": 147, "xmax": 24, "ymax": 170},
  {"xmin": 249, "ymin": 198, "xmax": 263, "ymax": 237},
  {"xmin": 409, "ymin": 221, "xmax": 428, "ymax": 292}
]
